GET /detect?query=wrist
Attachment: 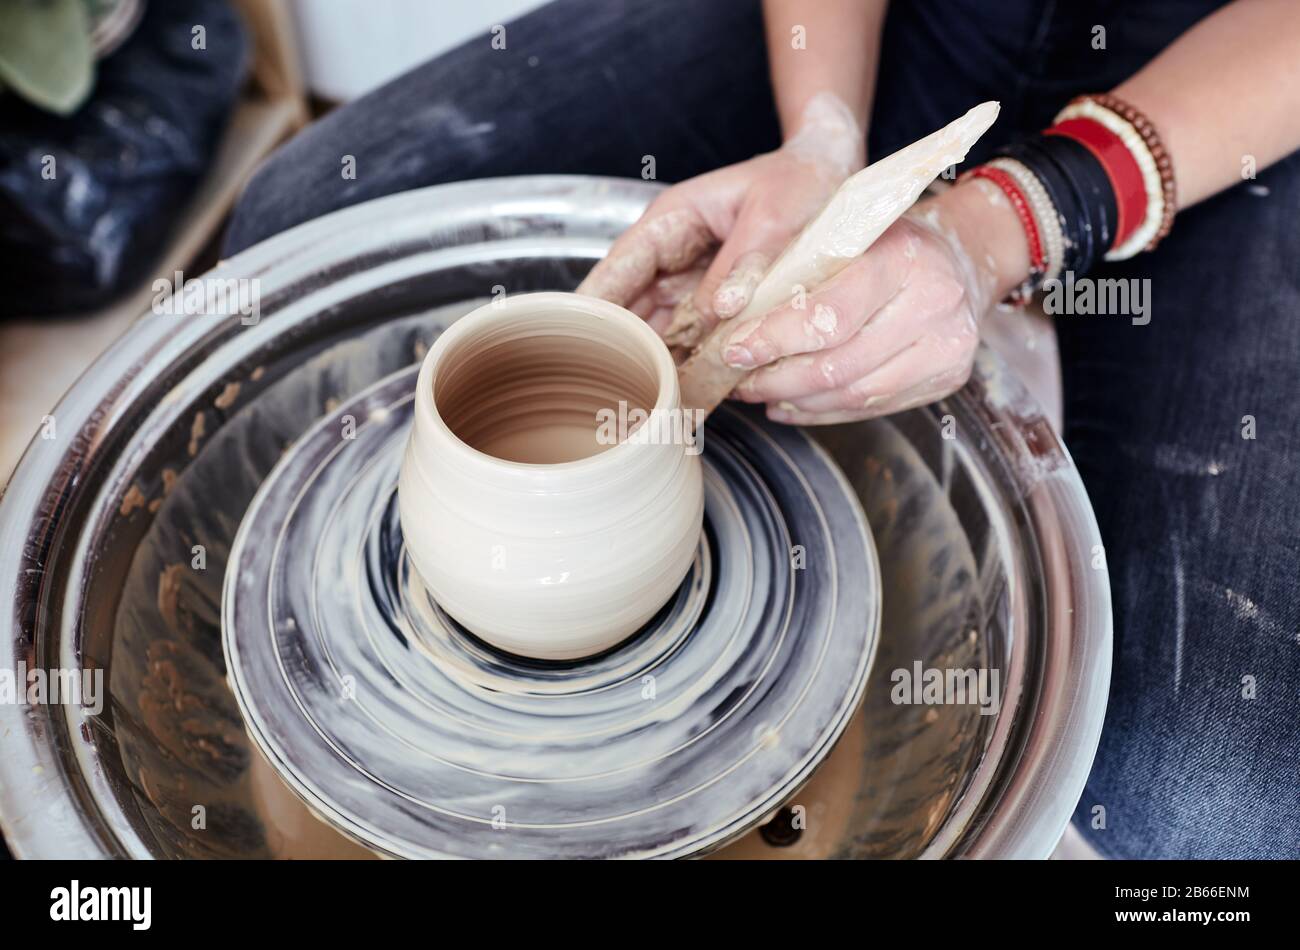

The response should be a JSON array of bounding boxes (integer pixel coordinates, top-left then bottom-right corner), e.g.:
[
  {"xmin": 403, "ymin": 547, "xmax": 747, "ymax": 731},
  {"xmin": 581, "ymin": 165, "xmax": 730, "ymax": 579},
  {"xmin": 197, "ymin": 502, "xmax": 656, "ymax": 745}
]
[
  {"xmin": 932, "ymin": 179, "xmax": 1035, "ymax": 304},
  {"xmin": 781, "ymin": 91, "xmax": 867, "ymax": 178}
]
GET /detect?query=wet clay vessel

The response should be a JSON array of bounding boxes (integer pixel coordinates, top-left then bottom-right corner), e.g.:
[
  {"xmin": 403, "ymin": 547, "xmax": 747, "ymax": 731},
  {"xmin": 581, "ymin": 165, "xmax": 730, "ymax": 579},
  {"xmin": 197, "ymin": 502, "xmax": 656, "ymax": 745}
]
[{"xmin": 398, "ymin": 292, "xmax": 704, "ymax": 660}]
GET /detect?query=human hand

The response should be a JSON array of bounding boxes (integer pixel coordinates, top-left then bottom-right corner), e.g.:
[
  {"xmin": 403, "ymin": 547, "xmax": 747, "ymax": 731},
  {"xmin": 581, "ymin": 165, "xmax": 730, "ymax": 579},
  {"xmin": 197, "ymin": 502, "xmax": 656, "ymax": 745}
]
[
  {"xmin": 577, "ymin": 93, "xmax": 865, "ymax": 346},
  {"xmin": 724, "ymin": 178, "xmax": 1027, "ymax": 425}
]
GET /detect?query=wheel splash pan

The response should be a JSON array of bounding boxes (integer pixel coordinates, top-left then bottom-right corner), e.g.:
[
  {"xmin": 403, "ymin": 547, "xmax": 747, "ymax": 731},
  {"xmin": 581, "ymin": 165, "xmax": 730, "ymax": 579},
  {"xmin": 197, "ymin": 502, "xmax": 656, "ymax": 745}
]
[{"xmin": 0, "ymin": 176, "xmax": 1110, "ymax": 859}]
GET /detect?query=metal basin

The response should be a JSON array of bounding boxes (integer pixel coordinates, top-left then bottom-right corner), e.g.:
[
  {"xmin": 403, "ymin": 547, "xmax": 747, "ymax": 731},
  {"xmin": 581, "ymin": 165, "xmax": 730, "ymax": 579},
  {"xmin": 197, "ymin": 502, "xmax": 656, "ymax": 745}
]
[{"xmin": 0, "ymin": 176, "xmax": 1110, "ymax": 858}]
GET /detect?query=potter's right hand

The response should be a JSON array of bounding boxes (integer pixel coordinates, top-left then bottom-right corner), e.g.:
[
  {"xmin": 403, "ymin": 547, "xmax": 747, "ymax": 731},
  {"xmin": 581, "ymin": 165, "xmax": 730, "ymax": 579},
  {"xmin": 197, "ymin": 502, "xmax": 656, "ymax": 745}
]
[{"xmin": 577, "ymin": 93, "xmax": 865, "ymax": 344}]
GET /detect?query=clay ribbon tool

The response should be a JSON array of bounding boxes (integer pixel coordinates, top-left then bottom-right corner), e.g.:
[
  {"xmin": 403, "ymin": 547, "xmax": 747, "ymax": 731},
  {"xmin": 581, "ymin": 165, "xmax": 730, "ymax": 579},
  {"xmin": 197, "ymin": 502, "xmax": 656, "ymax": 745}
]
[{"xmin": 677, "ymin": 101, "xmax": 1001, "ymax": 416}]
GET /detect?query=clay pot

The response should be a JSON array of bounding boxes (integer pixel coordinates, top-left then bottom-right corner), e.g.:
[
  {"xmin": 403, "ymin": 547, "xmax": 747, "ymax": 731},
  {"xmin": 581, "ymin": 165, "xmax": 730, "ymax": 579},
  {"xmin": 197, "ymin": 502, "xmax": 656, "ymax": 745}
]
[{"xmin": 398, "ymin": 292, "xmax": 704, "ymax": 660}]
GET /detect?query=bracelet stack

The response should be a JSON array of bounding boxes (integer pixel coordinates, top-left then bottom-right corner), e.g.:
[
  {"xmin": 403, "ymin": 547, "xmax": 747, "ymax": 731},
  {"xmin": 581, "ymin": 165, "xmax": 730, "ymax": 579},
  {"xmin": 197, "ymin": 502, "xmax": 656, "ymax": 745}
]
[
  {"xmin": 966, "ymin": 164, "xmax": 1047, "ymax": 306},
  {"xmin": 960, "ymin": 92, "xmax": 1177, "ymax": 305}
]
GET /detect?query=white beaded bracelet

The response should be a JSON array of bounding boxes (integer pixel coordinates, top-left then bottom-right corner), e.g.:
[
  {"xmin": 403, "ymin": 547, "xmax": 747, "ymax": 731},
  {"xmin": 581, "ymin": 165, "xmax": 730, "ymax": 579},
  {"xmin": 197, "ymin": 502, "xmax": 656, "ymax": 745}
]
[{"xmin": 988, "ymin": 157, "xmax": 1066, "ymax": 283}]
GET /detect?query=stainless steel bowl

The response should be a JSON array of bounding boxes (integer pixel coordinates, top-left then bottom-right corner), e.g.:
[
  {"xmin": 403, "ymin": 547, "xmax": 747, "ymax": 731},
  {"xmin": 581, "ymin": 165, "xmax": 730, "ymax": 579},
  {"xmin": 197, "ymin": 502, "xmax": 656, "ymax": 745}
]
[{"xmin": 0, "ymin": 176, "xmax": 1110, "ymax": 858}]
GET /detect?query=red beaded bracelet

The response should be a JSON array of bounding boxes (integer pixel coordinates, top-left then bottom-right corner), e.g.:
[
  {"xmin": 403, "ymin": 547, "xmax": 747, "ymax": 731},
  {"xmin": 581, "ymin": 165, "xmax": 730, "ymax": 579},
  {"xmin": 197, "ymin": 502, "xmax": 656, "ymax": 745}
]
[{"xmin": 965, "ymin": 165, "xmax": 1045, "ymax": 304}]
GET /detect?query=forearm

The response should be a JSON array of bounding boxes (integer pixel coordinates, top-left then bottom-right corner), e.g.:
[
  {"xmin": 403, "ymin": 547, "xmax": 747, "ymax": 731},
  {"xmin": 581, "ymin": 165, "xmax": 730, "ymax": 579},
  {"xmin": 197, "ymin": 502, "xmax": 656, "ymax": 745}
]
[
  {"xmin": 1115, "ymin": 0, "xmax": 1300, "ymax": 207},
  {"xmin": 943, "ymin": 0, "xmax": 1300, "ymax": 302},
  {"xmin": 762, "ymin": 0, "xmax": 887, "ymax": 146}
]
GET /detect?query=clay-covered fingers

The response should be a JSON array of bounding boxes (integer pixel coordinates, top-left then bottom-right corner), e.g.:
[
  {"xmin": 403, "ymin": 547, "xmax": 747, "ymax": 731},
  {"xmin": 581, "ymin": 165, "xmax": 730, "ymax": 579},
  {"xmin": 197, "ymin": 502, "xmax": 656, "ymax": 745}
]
[
  {"xmin": 667, "ymin": 156, "xmax": 857, "ymax": 345},
  {"xmin": 626, "ymin": 264, "xmax": 710, "ymax": 335},
  {"xmin": 663, "ymin": 179, "xmax": 842, "ymax": 348},
  {"xmin": 693, "ymin": 169, "xmax": 852, "ymax": 324},
  {"xmin": 763, "ymin": 331, "xmax": 978, "ymax": 424},
  {"xmin": 711, "ymin": 249, "xmax": 770, "ymax": 318},
  {"xmin": 576, "ymin": 198, "xmax": 717, "ymax": 308},
  {"xmin": 763, "ymin": 386, "xmax": 948, "ymax": 426},
  {"xmin": 730, "ymin": 288, "xmax": 916, "ymax": 403},
  {"xmin": 719, "ymin": 225, "xmax": 922, "ymax": 372},
  {"xmin": 662, "ymin": 246, "xmax": 772, "ymax": 348},
  {"xmin": 732, "ymin": 274, "xmax": 966, "ymax": 403},
  {"xmin": 688, "ymin": 209, "xmax": 791, "ymax": 324},
  {"xmin": 580, "ymin": 142, "xmax": 859, "ymax": 349}
]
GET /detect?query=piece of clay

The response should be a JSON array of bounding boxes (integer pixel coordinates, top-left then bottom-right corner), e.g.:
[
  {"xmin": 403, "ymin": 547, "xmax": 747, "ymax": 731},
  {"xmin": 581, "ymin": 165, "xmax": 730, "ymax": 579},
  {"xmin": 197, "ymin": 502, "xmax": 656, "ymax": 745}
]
[
  {"xmin": 661, "ymin": 295, "xmax": 708, "ymax": 350},
  {"xmin": 677, "ymin": 101, "xmax": 1001, "ymax": 416},
  {"xmin": 398, "ymin": 292, "xmax": 704, "ymax": 660}
]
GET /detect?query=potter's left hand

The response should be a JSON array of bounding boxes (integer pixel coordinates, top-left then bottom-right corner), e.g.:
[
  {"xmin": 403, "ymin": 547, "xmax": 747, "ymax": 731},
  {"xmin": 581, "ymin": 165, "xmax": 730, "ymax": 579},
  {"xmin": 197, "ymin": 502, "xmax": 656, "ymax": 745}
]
[
  {"xmin": 726, "ymin": 183, "xmax": 1019, "ymax": 425},
  {"xmin": 575, "ymin": 92, "xmax": 865, "ymax": 340}
]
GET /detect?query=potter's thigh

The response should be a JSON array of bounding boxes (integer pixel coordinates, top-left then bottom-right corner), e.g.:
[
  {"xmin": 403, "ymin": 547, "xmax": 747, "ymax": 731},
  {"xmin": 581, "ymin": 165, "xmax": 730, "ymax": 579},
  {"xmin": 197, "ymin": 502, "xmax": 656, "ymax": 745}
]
[
  {"xmin": 224, "ymin": 0, "xmax": 779, "ymax": 255},
  {"xmin": 1063, "ymin": 152, "xmax": 1300, "ymax": 858}
]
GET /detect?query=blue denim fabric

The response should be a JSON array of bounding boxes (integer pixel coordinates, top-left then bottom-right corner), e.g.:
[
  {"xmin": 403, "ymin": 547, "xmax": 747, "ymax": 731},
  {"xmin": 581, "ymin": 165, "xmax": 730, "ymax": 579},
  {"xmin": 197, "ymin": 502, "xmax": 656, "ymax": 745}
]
[
  {"xmin": 224, "ymin": 0, "xmax": 1300, "ymax": 858},
  {"xmin": 223, "ymin": 0, "xmax": 783, "ymax": 251}
]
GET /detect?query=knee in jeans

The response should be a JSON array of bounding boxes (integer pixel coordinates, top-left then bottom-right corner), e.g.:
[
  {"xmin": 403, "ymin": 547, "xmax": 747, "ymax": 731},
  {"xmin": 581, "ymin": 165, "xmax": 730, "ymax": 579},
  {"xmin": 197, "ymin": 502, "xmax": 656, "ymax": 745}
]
[
  {"xmin": 1073, "ymin": 718, "xmax": 1293, "ymax": 859},
  {"xmin": 223, "ymin": 143, "xmax": 312, "ymax": 255}
]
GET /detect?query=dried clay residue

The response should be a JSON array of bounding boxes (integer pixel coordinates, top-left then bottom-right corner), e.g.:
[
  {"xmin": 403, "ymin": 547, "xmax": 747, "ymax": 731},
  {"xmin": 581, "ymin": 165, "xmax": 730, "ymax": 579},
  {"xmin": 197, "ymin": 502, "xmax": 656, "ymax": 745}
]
[
  {"xmin": 157, "ymin": 563, "xmax": 187, "ymax": 629},
  {"xmin": 147, "ymin": 469, "xmax": 180, "ymax": 515},
  {"xmin": 214, "ymin": 382, "xmax": 241, "ymax": 410},
  {"xmin": 138, "ymin": 639, "xmax": 245, "ymax": 780},
  {"xmin": 120, "ymin": 483, "xmax": 147, "ymax": 517},
  {"xmin": 187, "ymin": 412, "xmax": 207, "ymax": 457}
]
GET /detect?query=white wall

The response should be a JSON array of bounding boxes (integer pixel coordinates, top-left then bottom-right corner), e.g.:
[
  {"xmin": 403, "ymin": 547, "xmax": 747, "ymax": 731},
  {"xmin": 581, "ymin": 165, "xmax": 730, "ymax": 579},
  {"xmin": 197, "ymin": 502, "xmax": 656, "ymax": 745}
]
[{"xmin": 290, "ymin": 0, "xmax": 551, "ymax": 101}]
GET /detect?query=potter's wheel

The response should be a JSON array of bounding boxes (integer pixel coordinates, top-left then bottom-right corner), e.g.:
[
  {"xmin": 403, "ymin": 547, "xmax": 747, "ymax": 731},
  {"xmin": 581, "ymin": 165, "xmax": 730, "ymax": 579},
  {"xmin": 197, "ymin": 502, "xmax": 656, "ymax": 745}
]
[
  {"xmin": 0, "ymin": 177, "xmax": 1111, "ymax": 860},
  {"xmin": 223, "ymin": 367, "xmax": 880, "ymax": 859}
]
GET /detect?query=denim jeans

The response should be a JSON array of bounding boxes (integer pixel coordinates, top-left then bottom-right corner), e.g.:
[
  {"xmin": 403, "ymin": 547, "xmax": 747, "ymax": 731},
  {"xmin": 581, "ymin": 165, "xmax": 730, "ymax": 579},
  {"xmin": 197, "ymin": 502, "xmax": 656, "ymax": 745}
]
[{"xmin": 225, "ymin": 0, "xmax": 1300, "ymax": 858}]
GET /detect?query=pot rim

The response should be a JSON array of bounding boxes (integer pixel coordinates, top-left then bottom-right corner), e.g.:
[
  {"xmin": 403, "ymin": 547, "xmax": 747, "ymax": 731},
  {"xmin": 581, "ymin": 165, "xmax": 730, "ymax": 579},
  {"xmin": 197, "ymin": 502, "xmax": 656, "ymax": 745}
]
[{"xmin": 414, "ymin": 291, "xmax": 682, "ymax": 476}]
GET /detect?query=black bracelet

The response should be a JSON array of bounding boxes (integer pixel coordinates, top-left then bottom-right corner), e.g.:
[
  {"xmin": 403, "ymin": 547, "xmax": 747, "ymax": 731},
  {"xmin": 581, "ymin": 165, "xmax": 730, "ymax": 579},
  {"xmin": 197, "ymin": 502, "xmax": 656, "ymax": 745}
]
[
  {"xmin": 1040, "ymin": 134, "xmax": 1117, "ymax": 273},
  {"xmin": 993, "ymin": 135, "xmax": 1117, "ymax": 278},
  {"xmin": 994, "ymin": 140, "xmax": 1083, "ymax": 273}
]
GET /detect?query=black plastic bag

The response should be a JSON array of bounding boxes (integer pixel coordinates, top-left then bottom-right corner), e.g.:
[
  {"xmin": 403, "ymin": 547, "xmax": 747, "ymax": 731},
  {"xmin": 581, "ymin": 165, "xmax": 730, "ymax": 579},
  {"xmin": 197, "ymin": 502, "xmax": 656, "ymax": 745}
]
[{"xmin": 0, "ymin": 0, "xmax": 248, "ymax": 316}]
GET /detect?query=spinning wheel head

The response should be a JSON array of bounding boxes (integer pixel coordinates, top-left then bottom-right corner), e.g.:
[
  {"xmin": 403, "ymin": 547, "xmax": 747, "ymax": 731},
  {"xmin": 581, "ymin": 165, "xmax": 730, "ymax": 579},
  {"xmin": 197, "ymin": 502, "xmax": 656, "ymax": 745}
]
[{"xmin": 223, "ymin": 365, "xmax": 880, "ymax": 859}]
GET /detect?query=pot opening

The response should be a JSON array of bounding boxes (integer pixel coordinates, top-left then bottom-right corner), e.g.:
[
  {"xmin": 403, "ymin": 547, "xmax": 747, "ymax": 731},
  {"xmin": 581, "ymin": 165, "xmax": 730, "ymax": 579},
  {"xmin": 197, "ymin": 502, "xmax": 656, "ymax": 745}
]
[{"xmin": 433, "ymin": 312, "xmax": 662, "ymax": 464}]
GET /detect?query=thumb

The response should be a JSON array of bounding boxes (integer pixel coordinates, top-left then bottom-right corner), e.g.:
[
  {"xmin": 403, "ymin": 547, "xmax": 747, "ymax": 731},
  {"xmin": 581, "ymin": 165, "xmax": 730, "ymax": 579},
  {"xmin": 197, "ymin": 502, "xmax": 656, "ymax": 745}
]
[
  {"xmin": 661, "ymin": 209, "xmax": 792, "ymax": 348},
  {"xmin": 711, "ymin": 249, "xmax": 771, "ymax": 319},
  {"xmin": 699, "ymin": 202, "xmax": 799, "ymax": 320}
]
